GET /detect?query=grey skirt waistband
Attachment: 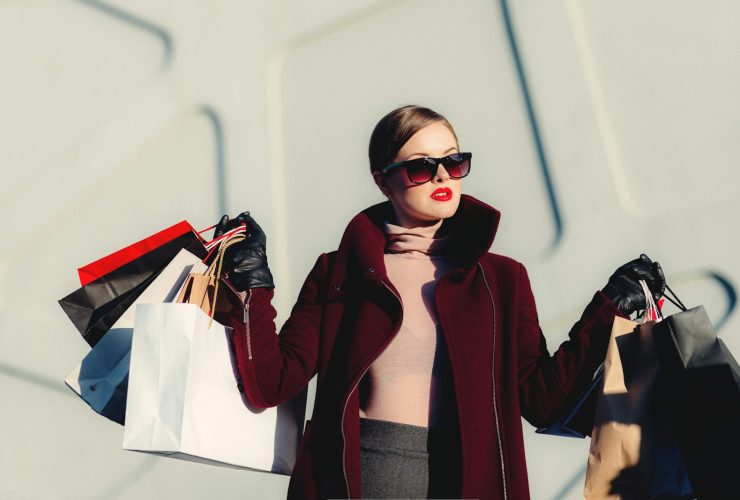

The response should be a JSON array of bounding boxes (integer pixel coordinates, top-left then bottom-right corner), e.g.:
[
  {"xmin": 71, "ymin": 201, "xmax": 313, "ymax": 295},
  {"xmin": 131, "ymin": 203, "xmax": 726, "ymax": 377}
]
[
  {"xmin": 359, "ymin": 417, "xmax": 460, "ymax": 453},
  {"xmin": 359, "ymin": 417, "xmax": 462, "ymax": 498}
]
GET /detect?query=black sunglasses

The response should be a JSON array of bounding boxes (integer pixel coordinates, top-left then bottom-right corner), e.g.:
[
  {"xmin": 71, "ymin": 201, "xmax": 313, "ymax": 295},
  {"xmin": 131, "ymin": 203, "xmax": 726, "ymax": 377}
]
[{"xmin": 381, "ymin": 152, "xmax": 472, "ymax": 184}]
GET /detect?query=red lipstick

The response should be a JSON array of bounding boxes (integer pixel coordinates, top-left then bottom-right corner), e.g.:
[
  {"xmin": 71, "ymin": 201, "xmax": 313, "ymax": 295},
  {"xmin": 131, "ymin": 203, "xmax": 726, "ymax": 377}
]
[{"xmin": 430, "ymin": 187, "xmax": 452, "ymax": 202}]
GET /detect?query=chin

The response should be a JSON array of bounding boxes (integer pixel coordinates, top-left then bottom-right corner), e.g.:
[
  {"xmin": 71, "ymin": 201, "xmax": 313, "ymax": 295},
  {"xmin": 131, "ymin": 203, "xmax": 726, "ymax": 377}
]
[
  {"xmin": 423, "ymin": 199, "xmax": 460, "ymax": 220},
  {"xmin": 438, "ymin": 197, "xmax": 461, "ymax": 214},
  {"xmin": 395, "ymin": 195, "xmax": 461, "ymax": 226}
]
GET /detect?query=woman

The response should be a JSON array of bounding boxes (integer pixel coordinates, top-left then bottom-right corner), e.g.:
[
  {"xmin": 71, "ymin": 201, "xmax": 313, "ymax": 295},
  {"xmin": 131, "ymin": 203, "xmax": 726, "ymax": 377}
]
[{"xmin": 215, "ymin": 105, "xmax": 665, "ymax": 499}]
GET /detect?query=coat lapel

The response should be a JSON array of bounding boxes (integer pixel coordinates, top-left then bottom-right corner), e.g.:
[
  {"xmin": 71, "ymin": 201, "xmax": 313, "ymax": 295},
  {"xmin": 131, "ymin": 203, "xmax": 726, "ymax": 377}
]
[{"xmin": 327, "ymin": 195, "xmax": 503, "ymax": 394}]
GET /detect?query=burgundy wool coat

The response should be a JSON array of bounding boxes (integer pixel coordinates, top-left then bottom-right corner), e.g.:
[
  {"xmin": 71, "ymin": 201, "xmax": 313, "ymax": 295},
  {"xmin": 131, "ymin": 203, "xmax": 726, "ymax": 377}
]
[{"xmin": 226, "ymin": 194, "xmax": 622, "ymax": 499}]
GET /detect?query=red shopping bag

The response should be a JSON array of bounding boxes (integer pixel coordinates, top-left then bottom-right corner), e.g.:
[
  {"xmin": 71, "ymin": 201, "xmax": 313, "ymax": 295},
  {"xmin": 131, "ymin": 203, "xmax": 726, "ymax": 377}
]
[
  {"xmin": 78, "ymin": 221, "xmax": 201, "ymax": 285},
  {"xmin": 78, "ymin": 220, "xmax": 249, "ymax": 286}
]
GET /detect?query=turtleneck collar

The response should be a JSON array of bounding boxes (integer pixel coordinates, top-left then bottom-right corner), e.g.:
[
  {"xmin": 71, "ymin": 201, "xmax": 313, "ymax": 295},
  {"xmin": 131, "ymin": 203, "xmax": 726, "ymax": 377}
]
[
  {"xmin": 383, "ymin": 219, "xmax": 455, "ymax": 257},
  {"xmin": 333, "ymin": 194, "xmax": 502, "ymax": 282}
]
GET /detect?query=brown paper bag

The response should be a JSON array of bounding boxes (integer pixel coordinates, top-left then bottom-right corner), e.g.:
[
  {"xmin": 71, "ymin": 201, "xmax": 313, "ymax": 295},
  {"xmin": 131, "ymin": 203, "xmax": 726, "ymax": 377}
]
[
  {"xmin": 176, "ymin": 233, "xmax": 245, "ymax": 321},
  {"xmin": 583, "ymin": 316, "xmax": 660, "ymax": 499}
]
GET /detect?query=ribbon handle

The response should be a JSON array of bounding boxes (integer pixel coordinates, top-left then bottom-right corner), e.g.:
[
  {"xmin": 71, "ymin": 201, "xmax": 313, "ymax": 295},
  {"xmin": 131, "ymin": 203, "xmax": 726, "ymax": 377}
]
[{"xmin": 177, "ymin": 232, "xmax": 245, "ymax": 327}]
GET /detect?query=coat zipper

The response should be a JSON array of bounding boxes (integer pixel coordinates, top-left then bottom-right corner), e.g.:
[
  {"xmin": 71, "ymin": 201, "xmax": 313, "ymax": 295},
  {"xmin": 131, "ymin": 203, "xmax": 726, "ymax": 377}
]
[
  {"xmin": 340, "ymin": 280, "xmax": 403, "ymax": 498},
  {"xmin": 243, "ymin": 289, "xmax": 253, "ymax": 360},
  {"xmin": 478, "ymin": 263, "xmax": 508, "ymax": 500}
]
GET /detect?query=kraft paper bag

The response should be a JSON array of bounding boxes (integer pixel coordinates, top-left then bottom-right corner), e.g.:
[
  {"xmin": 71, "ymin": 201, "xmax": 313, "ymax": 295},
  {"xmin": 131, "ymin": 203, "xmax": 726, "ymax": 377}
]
[{"xmin": 584, "ymin": 316, "xmax": 657, "ymax": 499}]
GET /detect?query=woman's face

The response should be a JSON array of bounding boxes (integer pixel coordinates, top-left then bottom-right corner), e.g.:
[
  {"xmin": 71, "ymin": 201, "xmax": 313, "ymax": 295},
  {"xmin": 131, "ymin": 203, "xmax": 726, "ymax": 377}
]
[{"xmin": 373, "ymin": 121, "xmax": 462, "ymax": 228}]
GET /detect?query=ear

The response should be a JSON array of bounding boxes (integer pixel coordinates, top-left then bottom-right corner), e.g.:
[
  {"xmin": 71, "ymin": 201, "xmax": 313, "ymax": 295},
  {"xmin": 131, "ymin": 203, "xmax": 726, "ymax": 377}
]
[{"xmin": 372, "ymin": 171, "xmax": 391, "ymax": 197}]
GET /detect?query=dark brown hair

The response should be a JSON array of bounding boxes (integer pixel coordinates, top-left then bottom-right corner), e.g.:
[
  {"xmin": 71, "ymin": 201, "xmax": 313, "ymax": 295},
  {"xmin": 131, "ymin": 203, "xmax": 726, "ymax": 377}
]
[{"xmin": 368, "ymin": 105, "xmax": 459, "ymax": 175}]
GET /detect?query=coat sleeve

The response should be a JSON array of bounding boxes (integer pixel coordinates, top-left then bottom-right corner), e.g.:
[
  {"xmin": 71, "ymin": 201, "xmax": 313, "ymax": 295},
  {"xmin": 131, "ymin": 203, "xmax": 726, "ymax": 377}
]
[
  {"xmin": 515, "ymin": 262, "xmax": 623, "ymax": 427},
  {"xmin": 227, "ymin": 253, "xmax": 329, "ymax": 408}
]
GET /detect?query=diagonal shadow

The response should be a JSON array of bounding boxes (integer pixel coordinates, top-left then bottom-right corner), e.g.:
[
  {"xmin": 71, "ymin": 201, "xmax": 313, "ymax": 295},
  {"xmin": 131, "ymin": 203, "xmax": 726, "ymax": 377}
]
[
  {"xmin": 0, "ymin": 361, "xmax": 72, "ymax": 396},
  {"xmin": 498, "ymin": 0, "xmax": 564, "ymax": 254},
  {"xmin": 71, "ymin": 0, "xmax": 173, "ymax": 70}
]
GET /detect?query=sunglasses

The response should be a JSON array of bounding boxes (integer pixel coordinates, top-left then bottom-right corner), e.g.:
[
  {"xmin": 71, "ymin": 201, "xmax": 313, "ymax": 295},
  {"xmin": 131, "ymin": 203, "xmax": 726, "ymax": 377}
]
[{"xmin": 381, "ymin": 152, "xmax": 472, "ymax": 184}]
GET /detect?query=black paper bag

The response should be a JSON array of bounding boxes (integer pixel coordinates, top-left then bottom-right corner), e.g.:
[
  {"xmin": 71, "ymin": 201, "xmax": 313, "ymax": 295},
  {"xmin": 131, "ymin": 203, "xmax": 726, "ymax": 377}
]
[
  {"xmin": 59, "ymin": 231, "xmax": 207, "ymax": 346},
  {"xmin": 652, "ymin": 305, "xmax": 740, "ymax": 500},
  {"xmin": 535, "ymin": 364, "xmax": 603, "ymax": 438}
]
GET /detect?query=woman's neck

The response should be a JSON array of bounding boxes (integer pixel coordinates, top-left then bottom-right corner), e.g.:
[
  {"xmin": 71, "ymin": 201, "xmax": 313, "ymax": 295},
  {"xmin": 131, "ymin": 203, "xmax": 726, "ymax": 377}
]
[
  {"xmin": 384, "ymin": 218, "xmax": 454, "ymax": 256},
  {"xmin": 391, "ymin": 215, "xmax": 444, "ymax": 229}
]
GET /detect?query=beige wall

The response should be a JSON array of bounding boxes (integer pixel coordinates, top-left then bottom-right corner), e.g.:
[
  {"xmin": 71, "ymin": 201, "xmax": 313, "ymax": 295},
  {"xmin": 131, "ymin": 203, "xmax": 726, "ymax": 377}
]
[{"xmin": 1, "ymin": 1, "xmax": 739, "ymax": 498}]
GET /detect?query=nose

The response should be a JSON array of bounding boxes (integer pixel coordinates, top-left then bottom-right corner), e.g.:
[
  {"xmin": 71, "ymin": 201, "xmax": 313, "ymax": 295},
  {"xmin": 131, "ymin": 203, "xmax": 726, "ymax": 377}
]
[{"xmin": 433, "ymin": 162, "xmax": 450, "ymax": 182}]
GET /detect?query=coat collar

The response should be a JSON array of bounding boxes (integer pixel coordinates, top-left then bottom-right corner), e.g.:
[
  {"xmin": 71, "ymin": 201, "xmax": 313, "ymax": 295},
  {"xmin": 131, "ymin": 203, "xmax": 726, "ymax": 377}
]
[{"xmin": 335, "ymin": 194, "xmax": 501, "ymax": 281}]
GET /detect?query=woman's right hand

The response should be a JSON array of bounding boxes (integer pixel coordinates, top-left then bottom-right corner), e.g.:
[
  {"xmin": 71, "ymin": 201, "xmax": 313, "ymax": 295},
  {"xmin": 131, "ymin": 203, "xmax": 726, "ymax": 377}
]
[{"xmin": 214, "ymin": 211, "xmax": 275, "ymax": 291}]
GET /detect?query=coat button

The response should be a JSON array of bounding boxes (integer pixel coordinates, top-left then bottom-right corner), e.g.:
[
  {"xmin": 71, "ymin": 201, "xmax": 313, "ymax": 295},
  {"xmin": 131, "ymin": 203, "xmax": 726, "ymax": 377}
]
[
  {"xmin": 367, "ymin": 267, "xmax": 375, "ymax": 273},
  {"xmin": 333, "ymin": 284, "xmax": 343, "ymax": 292}
]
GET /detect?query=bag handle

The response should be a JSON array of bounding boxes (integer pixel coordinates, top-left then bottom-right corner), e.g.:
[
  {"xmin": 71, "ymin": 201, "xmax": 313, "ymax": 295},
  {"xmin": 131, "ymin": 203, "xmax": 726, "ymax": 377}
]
[
  {"xmin": 637, "ymin": 279, "xmax": 688, "ymax": 315},
  {"xmin": 204, "ymin": 233, "xmax": 246, "ymax": 319},
  {"xmin": 639, "ymin": 280, "xmax": 662, "ymax": 322},
  {"xmin": 205, "ymin": 232, "xmax": 245, "ymax": 278},
  {"xmin": 204, "ymin": 224, "xmax": 247, "ymax": 252},
  {"xmin": 661, "ymin": 283, "xmax": 687, "ymax": 311},
  {"xmin": 200, "ymin": 224, "xmax": 248, "ymax": 264},
  {"xmin": 197, "ymin": 223, "xmax": 218, "ymax": 236},
  {"xmin": 177, "ymin": 232, "xmax": 245, "ymax": 328}
]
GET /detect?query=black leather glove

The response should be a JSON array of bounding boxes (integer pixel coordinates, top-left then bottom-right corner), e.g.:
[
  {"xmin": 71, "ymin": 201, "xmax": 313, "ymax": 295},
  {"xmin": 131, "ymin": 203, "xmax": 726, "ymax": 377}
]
[
  {"xmin": 602, "ymin": 254, "xmax": 666, "ymax": 316},
  {"xmin": 213, "ymin": 211, "xmax": 275, "ymax": 291}
]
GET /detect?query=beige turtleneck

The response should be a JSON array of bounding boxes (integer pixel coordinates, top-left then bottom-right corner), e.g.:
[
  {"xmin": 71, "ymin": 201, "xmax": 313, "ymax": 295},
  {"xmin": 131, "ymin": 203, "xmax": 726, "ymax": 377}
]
[{"xmin": 358, "ymin": 219, "xmax": 460, "ymax": 428}]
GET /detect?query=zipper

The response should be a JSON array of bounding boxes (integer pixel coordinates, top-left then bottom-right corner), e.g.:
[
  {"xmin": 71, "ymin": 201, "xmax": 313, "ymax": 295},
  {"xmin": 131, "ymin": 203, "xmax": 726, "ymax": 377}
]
[
  {"xmin": 340, "ymin": 280, "xmax": 403, "ymax": 498},
  {"xmin": 243, "ymin": 289, "xmax": 253, "ymax": 360},
  {"xmin": 478, "ymin": 263, "xmax": 508, "ymax": 500}
]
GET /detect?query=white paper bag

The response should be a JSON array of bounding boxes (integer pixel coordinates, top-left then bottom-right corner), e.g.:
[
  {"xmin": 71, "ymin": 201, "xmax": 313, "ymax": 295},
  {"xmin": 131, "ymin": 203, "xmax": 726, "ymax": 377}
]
[
  {"xmin": 123, "ymin": 302, "xmax": 305, "ymax": 474},
  {"xmin": 65, "ymin": 249, "xmax": 207, "ymax": 422}
]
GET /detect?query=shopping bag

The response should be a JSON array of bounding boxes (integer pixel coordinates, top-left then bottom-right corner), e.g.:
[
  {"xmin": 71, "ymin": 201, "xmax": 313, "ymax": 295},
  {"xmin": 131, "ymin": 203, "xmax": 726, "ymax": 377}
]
[
  {"xmin": 584, "ymin": 315, "xmax": 650, "ymax": 499},
  {"xmin": 176, "ymin": 232, "xmax": 245, "ymax": 320},
  {"xmin": 123, "ymin": 235, "xmax": 306, "ymax": 473},
  {"xmin": 76, "ymin": 220, "xmax": 246, "ymax": 286},
  {"xmin": 585, "ymin": 283, "xmax": 694, "ymax": 499},
  {"xmin": 59, "ymin": 230, "xmax": 207, "ymax": 346},
  {"xmin": 123, "ymin": 304, "xmax": 306, "ymax": 473},
  {"xmin": 536, "ymin": 299, "xmax": 666, "ymax": 439},
  {"xmin": 652, "ymin": 303, "xmax": 740, "ymax": 499},
  {"xmin": 535, "ymin": 364, "xmax": 603, "ymax": 438},
  {"xmin": 65, "ymin": 248, "xmax": 207, "ymax": 424},
  {"xmin": 77, "ymin": 221, "xmax": 201, "ymax": 286}
]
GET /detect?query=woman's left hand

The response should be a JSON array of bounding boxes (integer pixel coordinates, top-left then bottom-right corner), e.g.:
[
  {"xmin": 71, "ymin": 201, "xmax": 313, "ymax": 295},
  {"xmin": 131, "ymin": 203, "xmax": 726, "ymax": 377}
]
[
  {"xmin": 213, "ymin": 211, "xmax": 275, "ymax": 291},
  {"xmin": 602, "ymin": 254, "xmax": 665, "ymax": 315}
]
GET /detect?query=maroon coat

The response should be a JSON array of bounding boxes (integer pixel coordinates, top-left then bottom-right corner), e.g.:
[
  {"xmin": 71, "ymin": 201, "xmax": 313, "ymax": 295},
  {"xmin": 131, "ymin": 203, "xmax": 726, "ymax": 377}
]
[{"xmin": 228, "ymin": 194, "xmax": 621, "ymax": 499}]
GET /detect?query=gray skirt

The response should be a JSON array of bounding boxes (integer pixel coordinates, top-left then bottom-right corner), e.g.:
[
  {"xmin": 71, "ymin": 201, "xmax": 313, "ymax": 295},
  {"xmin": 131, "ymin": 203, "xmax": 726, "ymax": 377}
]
[{"xmin": 359, "ymin": 417, "xmax": 462, "ymax": 499}]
